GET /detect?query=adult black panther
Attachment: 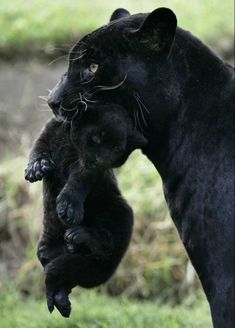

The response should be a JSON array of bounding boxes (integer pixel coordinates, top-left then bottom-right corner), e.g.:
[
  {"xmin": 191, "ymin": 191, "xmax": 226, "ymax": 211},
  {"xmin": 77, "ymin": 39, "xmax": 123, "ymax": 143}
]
[{"xmin": 47, "ymin": 8, "xmax": 234, "ymax": 328}]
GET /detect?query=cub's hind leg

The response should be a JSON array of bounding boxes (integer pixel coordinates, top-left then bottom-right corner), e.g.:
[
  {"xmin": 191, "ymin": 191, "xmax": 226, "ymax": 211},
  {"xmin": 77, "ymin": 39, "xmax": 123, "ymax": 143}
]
[
  {"xmin": 39, "ymin": 179, "xmax": 72, "ymax": 317},
  {"xmin": 37, "ymin": 181, "xmax": 66, "ymax": 267},
  {"xmin": 64, "ymin": 226, "xmax": 113, "ymax": 259},
  {"xmin": 43, "ymin": 225, "xmax": 113, "ymax": 317},
  {"xmin": 37, "ymin": 232, "xmax": 65, "ymax": 267}
]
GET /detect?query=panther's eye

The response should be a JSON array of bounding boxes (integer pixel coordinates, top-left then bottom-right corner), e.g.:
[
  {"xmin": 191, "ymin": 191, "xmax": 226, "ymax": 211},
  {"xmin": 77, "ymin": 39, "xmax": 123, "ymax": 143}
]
[{"xmin": 89, "ymin": 63, "xmax": 99, "ymax": 73}]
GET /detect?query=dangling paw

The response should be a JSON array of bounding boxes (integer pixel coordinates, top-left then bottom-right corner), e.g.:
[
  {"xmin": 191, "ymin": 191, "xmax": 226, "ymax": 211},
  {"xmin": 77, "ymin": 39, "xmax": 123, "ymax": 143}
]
[{"xmin": 45, "ymin": 264, "xmax": 72, "ymax": 318}]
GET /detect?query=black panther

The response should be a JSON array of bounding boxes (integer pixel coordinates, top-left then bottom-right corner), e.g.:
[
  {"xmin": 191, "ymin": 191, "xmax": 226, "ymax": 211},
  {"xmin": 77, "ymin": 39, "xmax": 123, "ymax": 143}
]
[
  {"xmin": 46, "ymin": 7, "xmax": 234, "ymax": 327},
  {"xmin": 25, "ymin": 104, "xmax": 146, "ymax": 317}
]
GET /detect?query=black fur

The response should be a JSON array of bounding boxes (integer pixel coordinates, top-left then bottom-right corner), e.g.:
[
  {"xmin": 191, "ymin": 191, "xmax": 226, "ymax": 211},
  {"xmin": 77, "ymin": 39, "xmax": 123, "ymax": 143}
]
[
  {"xmin": 25, "ymin": 104, "xmax": 146, "ymax": 317},
  {"xmin": 47, "ymin": 8, "xmax": 234, "ymax": 327}
]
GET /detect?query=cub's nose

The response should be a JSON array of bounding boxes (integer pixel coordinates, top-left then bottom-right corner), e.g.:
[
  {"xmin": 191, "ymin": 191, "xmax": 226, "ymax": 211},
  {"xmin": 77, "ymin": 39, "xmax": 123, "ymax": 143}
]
[{"xmin": 94, "ymin": 156, "xmax": 104, "ymax": 166}]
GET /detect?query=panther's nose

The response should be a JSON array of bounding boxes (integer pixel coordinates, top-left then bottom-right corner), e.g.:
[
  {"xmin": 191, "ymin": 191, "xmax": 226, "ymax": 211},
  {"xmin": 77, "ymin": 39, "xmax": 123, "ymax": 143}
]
[
  {"xmin": 47, "ymin": 73, "xmax": 67, "ymax": 113},
  {"xmin": 47, "ymin": 97, "xmax": 61, "ymax": 112}
]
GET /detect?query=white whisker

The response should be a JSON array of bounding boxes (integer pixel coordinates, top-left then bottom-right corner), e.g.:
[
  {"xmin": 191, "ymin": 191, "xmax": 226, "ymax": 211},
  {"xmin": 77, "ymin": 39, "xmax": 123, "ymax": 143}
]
[
  {"xmin": 136, "ymin": 109, "xmax": 143, "ymax": 132},
  {"xmin": 48, "ymin": 55, "xmax": 67, "ymax": 66},
  {"xmin": 133, "ymin": 110, "xmax": 137, "ymax": 129},
  {"xmin": 135, "ymin": 93, "xmax": 150, "ymax": 114},
  {"xmin": 81, "ymin": 76, "xmax": 95, "ymax": 85},
  {"xmin": 80, "ymin": 100, "xmax": 88, "ymax": 111},
  {"xmin": 70, "ymin": 108, "xmax": 79, "ymax": 123},
  {"xmin": 83, "ymin": 96, "xmax": 97, "ymax": 103},
  {"xmin": 135, "ymin": 96, "xmax": 148, "ymax": 127},
  {"xmin": 60, "ymin": 104, "xmax": 77, "ymax": 112},
  {"xmin": 62, "ymin": 117, "xmax": 69, "ymax": 130},
  {"xmin": 87, "ymin": 73, "xmax": 127, "ymax": 95},
  {"xmin": 69, "ymin": 49, "xmax": 87, "ymax": 62},
  {"xmin": 38, "ymin": 95, "xmax": 48, "ymax": 102},
  {"xmin": 39, "ymin": 109, "xmax": 51, "ymax": 112}
]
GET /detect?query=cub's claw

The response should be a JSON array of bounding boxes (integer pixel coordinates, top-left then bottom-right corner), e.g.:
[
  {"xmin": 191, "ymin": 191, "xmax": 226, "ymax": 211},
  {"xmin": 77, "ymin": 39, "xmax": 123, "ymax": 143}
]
[
  {"xmin": 46, "ymin": 286, "xmax": 55, "ymax": 313},
  {"xmin": 54, "ymin": 289, "xmax": 71, "ymax": 318},
  {"xmin": 25, "ymin": 158, "xmax": 55, "ymax": 182},
  {"xmin": 64, "ymin": 226, "xmax": 90, "ymax": 245},
  {"xmin": 56, "ymin": 192, "xmax": 84, "ymax": 226},
  {"xmin": 65, "ymin": 227, "xmax": 113, "ymax": 259},
  {"xmin": 46, "ymin": 285, "xmax": 71, "ymax": 317}
]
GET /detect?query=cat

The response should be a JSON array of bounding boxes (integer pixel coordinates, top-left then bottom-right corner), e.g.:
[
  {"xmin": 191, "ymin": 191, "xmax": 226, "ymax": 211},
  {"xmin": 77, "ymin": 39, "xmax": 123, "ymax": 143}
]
[{"xmin": 25, "ymin": 103, "xmax": 147, "ymax": 317}]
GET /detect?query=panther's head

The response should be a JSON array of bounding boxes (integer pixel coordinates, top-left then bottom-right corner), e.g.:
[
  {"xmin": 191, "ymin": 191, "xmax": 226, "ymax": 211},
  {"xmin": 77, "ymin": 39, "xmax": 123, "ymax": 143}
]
[{"xmin": 47, "ymin": 7, "xmax": 177, "ymax": 131}]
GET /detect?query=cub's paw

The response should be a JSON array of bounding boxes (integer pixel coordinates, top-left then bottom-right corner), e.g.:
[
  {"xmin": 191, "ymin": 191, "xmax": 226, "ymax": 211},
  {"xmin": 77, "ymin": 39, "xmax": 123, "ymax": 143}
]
[
  {"xmin": 56, "ymin": 191, "xmax": 84, "ymax": 226},
  {"xmin": 64, "ymin": 226, "xmax": 91, "ymax": 245},
  {"xmin": 25, "ymin": 158, "xmax": 55, "ymax": 182},
  {"xmin": 37, "ymin": 244, "xmax": 50, "ymax": 266},
  {"xmin": 65, "ymin": 227, "xmax": 112, "ymax": 259},
  {"xmin": 46, "ymin": 285, "xmax": 71, "ymax": 318}
]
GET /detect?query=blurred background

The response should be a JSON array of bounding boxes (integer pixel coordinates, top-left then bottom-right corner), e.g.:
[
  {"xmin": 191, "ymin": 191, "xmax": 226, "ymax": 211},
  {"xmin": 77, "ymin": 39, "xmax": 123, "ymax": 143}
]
[{"xmin": 0, "ymin": 1, "xmax": 234, "ymax": 327}]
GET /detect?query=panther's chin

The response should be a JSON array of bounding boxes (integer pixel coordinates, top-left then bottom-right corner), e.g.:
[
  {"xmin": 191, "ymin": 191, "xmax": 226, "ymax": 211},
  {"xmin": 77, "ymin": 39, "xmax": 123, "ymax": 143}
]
[
  {"xmin": 52, "ymin": 107, "xmax": 78, "ymax": 122},
  {"xmin": 53, "ymin": 113, "xmax": 64, "ymax": 122}
]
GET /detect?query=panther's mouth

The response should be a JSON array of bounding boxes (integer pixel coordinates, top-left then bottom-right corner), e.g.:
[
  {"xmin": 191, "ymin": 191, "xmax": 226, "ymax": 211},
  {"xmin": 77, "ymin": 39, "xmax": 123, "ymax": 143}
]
[
  {"xmin": 50, "ymin": 73, "xmax": 128, "ymax": 121},
  {"xmin": 55, "ymin": 102, "xmax": 86, "ymax": 122}
]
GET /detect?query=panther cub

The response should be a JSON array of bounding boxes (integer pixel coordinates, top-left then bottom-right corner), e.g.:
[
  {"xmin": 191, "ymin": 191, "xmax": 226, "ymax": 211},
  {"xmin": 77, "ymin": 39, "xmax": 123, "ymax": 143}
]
[{"xmin": 25, "ymin": 104, "xmax": 146, "ymax": 317}]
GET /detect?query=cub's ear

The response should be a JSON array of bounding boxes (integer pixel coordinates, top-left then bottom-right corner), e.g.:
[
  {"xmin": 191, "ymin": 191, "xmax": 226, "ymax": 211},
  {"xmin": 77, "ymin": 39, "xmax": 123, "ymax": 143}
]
[
  {"xmin": 110, "ymin": 8, "xmax": 130, "ymax": 22},
  {"xmin": 134, "ymin": 8, "xmax": 177, "ymax": 55},
  {"xmin": 128, "ymin": 130, "xmax": 148, "ymax": 149}
]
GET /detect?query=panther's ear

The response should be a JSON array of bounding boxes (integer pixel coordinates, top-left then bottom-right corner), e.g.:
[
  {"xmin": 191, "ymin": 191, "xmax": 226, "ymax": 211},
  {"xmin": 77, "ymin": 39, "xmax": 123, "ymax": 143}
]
[
  {"xmin": 134, "ymin": 8, "xmax": 177, "ymax": 55},
  {"xmin": 110, "ymin": 8, "xmax": 130, "ymax": 22}
]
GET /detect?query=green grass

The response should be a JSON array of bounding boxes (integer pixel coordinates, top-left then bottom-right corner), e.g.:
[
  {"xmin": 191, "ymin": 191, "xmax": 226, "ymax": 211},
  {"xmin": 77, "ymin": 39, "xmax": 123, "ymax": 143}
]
[
  {"xmin": 0, "ymin": 0, "xmax": 233, "ymax": 53},
  {"xmin": 117, "ymin": 150, "xmax": 164, "ymax": 220},
  {"xmin": 0, "ymin": 290, "xmax": 212, "ymax": 328}
]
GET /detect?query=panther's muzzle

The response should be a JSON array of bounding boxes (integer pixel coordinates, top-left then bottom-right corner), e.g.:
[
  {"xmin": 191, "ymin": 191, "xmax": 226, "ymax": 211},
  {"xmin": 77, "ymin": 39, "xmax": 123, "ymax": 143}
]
[{"xmin": 47, "ymin": 73, "xmax": 68, "ymax": 117}]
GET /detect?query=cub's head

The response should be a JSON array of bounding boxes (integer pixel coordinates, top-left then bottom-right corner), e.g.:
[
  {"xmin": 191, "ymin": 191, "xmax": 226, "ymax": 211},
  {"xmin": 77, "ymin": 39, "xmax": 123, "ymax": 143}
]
[
  {"xmin": 71, "ymin": 104, "xmax": 147, "ymax": 169},
  {"xmin": 47, "ymin": 7, "xmax": 177, "ymax": 131}
]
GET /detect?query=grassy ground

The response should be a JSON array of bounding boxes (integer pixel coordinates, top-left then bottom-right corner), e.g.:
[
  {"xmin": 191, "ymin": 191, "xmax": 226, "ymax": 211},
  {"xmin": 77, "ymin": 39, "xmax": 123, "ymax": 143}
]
[
  {"xmin": 0, "ymin": 0, "xmax": 233, "ymax": 55},
  {"xmin": 0, "ymin": 290, "xmax": 212, "ymax": 328}
]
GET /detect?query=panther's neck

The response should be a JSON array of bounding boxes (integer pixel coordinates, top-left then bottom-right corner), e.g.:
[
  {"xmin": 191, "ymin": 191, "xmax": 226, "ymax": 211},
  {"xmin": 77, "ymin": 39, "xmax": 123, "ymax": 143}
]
[
  {"xmin": 172, "ymin": 28, "xmax": 233, "ymax": 106},
  {"xmin": 141, "ymin": 28, "xmax": 234, "ymax": 246},
  {"xmin": 143, "ymin": 27, "xmax": 234, "ymax": 180}
]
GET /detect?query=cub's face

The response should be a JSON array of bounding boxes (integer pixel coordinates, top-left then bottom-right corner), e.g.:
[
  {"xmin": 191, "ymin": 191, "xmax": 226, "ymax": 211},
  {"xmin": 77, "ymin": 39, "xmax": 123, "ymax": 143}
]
[
  {"xmin": 47, "ymin": 8, "xmax": 177, "ymax": 132},
  {"xmin": 71, "ymin": 104, "xmax": 147, "ymax": 169}
]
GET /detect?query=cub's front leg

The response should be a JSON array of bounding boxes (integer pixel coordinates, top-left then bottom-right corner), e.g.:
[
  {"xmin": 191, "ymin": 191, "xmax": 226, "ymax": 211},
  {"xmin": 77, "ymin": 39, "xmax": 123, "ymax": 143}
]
[
  {"xmin": 56, "ymin": 166, "xmax": 99, "ymax": 226},
  {"xmin": 25, "ymin": 119, "xmax": 57, "ymax": 182}
]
